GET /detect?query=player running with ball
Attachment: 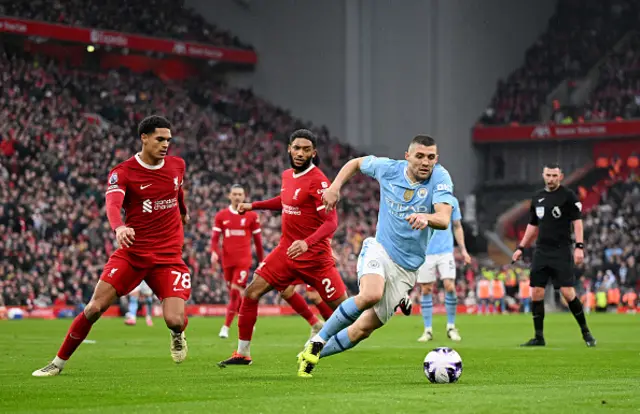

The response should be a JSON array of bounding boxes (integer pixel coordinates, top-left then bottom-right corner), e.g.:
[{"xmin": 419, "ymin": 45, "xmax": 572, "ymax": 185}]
[
  {"xmin": 298, "ymin": 135, "xmax": 455, "ymax": 378},
  {"xmin": 32, "ymin": 116, "xmax": 191, "ymax": 377}
]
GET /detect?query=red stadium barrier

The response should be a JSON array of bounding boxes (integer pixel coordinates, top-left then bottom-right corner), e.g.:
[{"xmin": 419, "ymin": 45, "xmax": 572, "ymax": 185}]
[
  {"xmin": 0, "ymin": 16, "xmax": 257, "ymax": 64},
  {"xmin": 473, "ymin": 120, "xmax": 640, "ymax": 143}
]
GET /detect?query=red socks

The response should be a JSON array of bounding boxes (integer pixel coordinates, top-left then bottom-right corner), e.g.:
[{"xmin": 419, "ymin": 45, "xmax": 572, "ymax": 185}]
[
  {"xmin": 224, "ymin": 289, "xmax": 241, "ymax": 327},
  {"xmin": 238, "ymin": 296, "xmax": 259, "ymax": 341},
  {"xmin": 315, "ymin": 301, "xmax": 334, "ymax": 321},
  {"xmin": 285, "ymin": 292, "xmax": 319, "ymax": 326},
  {"xmin": 56, "ymin": 312, "xmax": 94, "ymax": 360}
]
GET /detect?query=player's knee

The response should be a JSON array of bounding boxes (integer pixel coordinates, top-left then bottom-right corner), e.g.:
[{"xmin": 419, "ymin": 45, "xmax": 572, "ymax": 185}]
[
  {"xmin": 443, "ymin": 280, "xmax": 456, "ymax": 292},
  {"xmin": 280, "ymin": 286, "xmax": 295, "ymax": 300},
  {"xmin": 560, "ymin": 287, "xmax": 576, "ymax": 301},
  {"xmin": 532, "ymin": 287, "xmax": 545, "ymax": 301},
  {"xmin": 84, "ymin": 300, "xmax": 107, "ymax": 321},
  {"xmin": 243, "ymin": 285, "xmax": 262, "ymax": 301},
  {"xmin": 163, "ymin": 312, "xmax": 184, "ymax": 330},
  {"xmin": 350, "ymin": 324, "xmax": 374, "ymax": 342},
  {"xmin": 356, "ymin": 290, "xmax": 383, "ymax": 308},
  {"xmin": 421, "ymin": 283, "xmax": 433, "ymax": 295}
]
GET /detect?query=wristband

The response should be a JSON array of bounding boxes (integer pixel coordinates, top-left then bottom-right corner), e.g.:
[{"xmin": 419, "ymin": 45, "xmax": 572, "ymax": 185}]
[
  {"xmin": 516, "ymin": 245, "xmax": 525, "ymax": 251},
  {"xmin": 575, "ymin": 242, "xmax": 584, "ymax": 249}
]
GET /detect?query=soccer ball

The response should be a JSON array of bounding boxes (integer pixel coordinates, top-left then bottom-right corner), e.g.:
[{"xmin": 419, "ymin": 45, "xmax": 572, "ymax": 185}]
[{"xmin": 423, "ymin": 347, "xmax": 463, "ymax": 384}]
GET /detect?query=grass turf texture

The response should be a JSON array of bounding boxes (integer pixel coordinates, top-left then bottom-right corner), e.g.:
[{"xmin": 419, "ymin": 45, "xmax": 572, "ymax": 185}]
[{"xmin": 1, "ymin": 313, "xmax": 638, "ymax": 414}]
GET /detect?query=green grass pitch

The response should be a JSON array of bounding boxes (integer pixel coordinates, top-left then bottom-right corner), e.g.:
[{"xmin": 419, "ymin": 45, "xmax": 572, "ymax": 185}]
[{"xmin": 1, "ymin": 313, "xmax": 639, "ymax": 413}]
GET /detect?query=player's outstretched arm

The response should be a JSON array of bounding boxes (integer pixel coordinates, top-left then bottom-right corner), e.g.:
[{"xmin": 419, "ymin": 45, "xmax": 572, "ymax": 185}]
[
  {"xmin": 323, "ymin": 157, "xmax": 365, "ymax": 211},
  {"xmin": 249, "ymin": 196, "xmax": 282, "ymax": 212}
]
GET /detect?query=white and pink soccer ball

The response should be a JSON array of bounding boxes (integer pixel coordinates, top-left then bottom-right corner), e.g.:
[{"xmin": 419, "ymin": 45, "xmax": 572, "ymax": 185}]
[{"xmin": 423, "ymin": 347, "xmax": 463, "ymax": 384}]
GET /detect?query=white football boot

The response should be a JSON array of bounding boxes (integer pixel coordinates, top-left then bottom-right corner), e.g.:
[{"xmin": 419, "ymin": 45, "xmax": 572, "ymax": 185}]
[
  {"xmin": 418, "ymin": 328, "xmax": 433, "ymax": 342},
  {"xmin": 170, "ymin": 331, "xmax": 188, "ymax": 363},
  {"xmin": 32, "ymin": 361, "xmax": 63, "ymax": 377}
]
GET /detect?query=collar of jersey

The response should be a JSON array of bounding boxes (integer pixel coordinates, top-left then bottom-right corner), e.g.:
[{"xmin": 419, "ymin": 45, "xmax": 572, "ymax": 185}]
[
  {"xmin": 135, "ymin": 153, "xmax": 165, "ymax": 170},
  {"xmin": 228, "ymin": 206, "xmax": 239, "ymax": 215},
  {"xmin": 292, "ymin": 163, "xmax": 315, "ymax": 178},
  {"xmin": 403, "ymin": 167, "xmax": 423, "ymax": 188}
]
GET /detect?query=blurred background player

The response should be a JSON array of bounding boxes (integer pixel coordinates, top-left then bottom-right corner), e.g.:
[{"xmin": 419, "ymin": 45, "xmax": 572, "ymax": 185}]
[
  {"xmin": 417, "ymin": 195, "xmax": 471, "ymax": 343},
  {"xmin": 32, "ymin": 116, "xmax": 191, "ymax": 377},
  {"xmin": 218, "ymin": 129, "xmax": 348, "ymax": 367},
  {"xmin": 298, "ymin": 135, "xmax": 455, "ymax": 378},
  {"xmin": 512, "ymin": 163, "xmax": 596, "ymax": 347},
  {"xmin": 211, "ymin": 184, "xmax": 264, "ymax": 339},
  {"xmin": 125, "ymin": 281, "xmax": 154, "ymax": 326}
]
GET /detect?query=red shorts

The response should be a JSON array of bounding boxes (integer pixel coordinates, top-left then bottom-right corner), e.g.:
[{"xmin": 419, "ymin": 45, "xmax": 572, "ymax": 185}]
[
  {"xmin": 223, "ymin": 265, "xmax": 251, "ymax": 288},
  {"xmin": 99, "ymin": 250, "xmax": 191, "ymax": 301},
  {"xmin": 255, "ymin": 245, "xmax": 346, "ymax": 303}
]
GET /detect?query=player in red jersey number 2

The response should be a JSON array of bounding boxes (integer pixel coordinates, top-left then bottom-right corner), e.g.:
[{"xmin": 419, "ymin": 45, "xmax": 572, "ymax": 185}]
[
  {"xmin": 32, "ymin": 116, "xmax": 192, "ymax": 377},
  {"xmin": 218, "ymin": 129, "xmax": 348, "ymax": 367},
  {"xmin": 211, "ymin": 184, "xmax": 265, "ymax": 339}
]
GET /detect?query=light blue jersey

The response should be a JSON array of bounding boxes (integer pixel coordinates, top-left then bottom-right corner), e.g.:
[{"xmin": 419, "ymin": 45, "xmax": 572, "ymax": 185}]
[
  {"xmin": 360, "ymin": 156, "xmax": 455, "ymax": 270},
  {"xmin": 426, "ymin": 196, "xmax": 461, "ymax": 256}
]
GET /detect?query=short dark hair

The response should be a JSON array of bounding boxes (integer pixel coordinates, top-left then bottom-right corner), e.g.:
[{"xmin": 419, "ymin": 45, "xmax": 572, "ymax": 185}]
[
  {"xmin": 409, "ymin": 134, "xmax": 436, "ymax": 149},
  {"xmin": 138, "ymin": 115, "xmax": 172, "ymax": 137},
  {"xmin": 543, "ymin": 162, "xmax": 562, "ymax": 171},
  {"xmin": 230, "ymin": 184, "xmax": 244, "ymax": 191},
  {"xmin": 289, "ymin": 129, "xmax": 317, "ymax": 148}
]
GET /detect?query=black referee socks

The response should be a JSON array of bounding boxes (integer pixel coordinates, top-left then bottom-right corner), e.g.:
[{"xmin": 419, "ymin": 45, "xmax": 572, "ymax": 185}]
[
  {"xmin": 532, "ymin": 300, "xmax": 545, "ymax": 339},
  {"xmin": 567, "ymin": 296, "xmax": 589, "ymax": 333}
]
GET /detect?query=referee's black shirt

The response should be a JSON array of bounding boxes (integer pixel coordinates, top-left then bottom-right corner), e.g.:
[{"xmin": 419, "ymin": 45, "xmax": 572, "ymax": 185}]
[{"xmin": 529, "ymin": 185, "xmax": 582, "ymax": 248}]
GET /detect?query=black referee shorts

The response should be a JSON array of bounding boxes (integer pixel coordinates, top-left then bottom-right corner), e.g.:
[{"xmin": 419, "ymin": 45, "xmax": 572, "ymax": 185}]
[{"xmin": 530, "ymin": 246, "xmax": 575, "ymax": 289}]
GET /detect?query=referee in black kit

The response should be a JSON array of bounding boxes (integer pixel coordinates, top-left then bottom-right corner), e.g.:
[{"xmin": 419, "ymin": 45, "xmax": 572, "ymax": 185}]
[{"xmin": 511, "ymin": 163, "xmax": 596, "ymax": 347}]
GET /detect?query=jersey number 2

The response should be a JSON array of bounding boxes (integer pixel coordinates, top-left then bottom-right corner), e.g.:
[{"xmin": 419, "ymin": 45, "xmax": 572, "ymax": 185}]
[
  {"xmin": 322, "ymin": 278, "xmax": 336, "ymax": 296},
  {"xmin": 171, "ymin": 271, "xmax": 191, "ymax": 289}
]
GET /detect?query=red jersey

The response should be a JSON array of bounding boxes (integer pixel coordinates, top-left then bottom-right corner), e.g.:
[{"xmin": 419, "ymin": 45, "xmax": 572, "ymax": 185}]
[
  {"xmin": 212, "ymin": 207, "xmax": 261, "ymax": 267},
  {"xmin": 105, "ymin": 154, "xmax": 186, "ymax": 262},
  {"xmin": 277, "ymin": 164, "xmax": 334, "ymax": 259}
]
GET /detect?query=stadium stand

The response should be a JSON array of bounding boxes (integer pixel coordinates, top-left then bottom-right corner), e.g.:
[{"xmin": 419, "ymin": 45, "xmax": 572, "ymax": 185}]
[
  {"xmin": 0, "ymin": 0, "xmax": 253, "ymax": 50},
  {"xmin": 479, "ymin": 0, "xmax": 640, "ymax": 125}
]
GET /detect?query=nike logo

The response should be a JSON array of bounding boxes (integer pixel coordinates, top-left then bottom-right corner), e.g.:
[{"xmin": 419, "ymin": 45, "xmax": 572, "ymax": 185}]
[
  {"xmin": 141, "ymin": 184, "xmax": 152, "ymax": 190},
  {"xmin": 281, "ymin": 188, "xmax": 286, "ymax": 192},
  {"xmin": 69, "ymin": 333, "xmax": 80, "ymax": 340},
  {"xmin": 538, "ymin": 198, "xmax": 545, "ymax": 202},
  {"xmin": 173, "ymin": 288, "xmax": 184, "ymax": 292},
  {"xmin": 326, "ymin": 291, "xmax": 336, "ymax": 299},
  {"xmin": 223, "ymin": 220, "xmax": 230, "ymax": 225}
]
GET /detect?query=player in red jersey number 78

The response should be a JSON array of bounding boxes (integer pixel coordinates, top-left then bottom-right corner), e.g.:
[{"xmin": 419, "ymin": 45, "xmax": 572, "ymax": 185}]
[
  {"xmin": 218, "ymin": 129, "xmax": 348, "ymax": 367},
  {"xmin": 32, "ymin": 115, "xmax": 192, "ymax": 377}
]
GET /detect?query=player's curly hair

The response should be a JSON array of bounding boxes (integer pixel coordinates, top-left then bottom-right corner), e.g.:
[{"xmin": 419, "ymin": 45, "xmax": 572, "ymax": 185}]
[
  {"xmin": 138, "ymin": 115, "xmax": 172, "ymax": 137},
  {"xmin": 289, "ymin": 129, "xmax": 317, "ymax": 147}
]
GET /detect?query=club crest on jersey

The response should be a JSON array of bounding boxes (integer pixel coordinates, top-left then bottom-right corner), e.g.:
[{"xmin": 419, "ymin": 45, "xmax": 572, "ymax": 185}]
[
  {"xmin": 240, "ymin": 218, "xmax": 246, "ymax": 226},
  {"xmin": 536, "ymin": 206, "xmax": 544, "ymax": 218},
  {"xmin": 321, "ymin": 182, "xmax": 328, "ymax": 188},
  {"xmin": 173, "ymin": 177, "xmax": 179, "ymax": 190},
  {"xmin": 109, "ymin": 173, "xmax": 118, "ymax": 185},
  {"xmin": 403, "ymin": 189, "xmax": 415, "ymax": 202},
  {"xmin": 417, "ymin": 188, "xmax": 428, "ymax": 199},
  {"xmin": 552, "ymin": 206, "xmax": 561, "ymax": 218},
  {"xmin": 293, "ymin": 188, "xmax": 301, "ymax": 200}
]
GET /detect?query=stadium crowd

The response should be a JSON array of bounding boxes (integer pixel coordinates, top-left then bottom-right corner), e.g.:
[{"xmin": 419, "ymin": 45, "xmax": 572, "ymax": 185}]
[
  {"xmin": 0, "ymin": 0, "xmax": 253, "ymax": 50},
  {"xmin": 479, "ymin": 0, "xmax": 639, "ymax": 125},
  {"xmin": 0, "ymin": 46, "xmax": 375, "ymax": 309}
]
